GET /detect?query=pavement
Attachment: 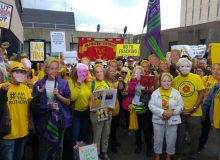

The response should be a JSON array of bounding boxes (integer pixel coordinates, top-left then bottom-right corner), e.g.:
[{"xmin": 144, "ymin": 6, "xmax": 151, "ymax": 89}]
[{"xmin": 108, "ymin": 128, "xmax": 217, "ymax": 160}]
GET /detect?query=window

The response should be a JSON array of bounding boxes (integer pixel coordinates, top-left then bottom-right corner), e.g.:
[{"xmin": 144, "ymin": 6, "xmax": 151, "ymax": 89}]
[
  {"xmin": 168, "ymin": 41, "xmax": 178, "ymax": 51},
  {"xmin": 70, "ymin": 42, "xmax": 78, "ymax": 51}
]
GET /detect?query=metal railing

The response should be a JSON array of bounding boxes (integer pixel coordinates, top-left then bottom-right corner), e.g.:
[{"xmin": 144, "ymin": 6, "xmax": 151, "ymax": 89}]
[{"xmin": 22, "ymin": 22, "xmax": 76, "ymax": 30}]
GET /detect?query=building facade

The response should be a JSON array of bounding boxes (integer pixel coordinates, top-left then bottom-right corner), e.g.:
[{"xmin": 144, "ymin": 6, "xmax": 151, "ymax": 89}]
[{"xmin": 181, "ymin": 0, "xmax": 220, "ymax": 26}]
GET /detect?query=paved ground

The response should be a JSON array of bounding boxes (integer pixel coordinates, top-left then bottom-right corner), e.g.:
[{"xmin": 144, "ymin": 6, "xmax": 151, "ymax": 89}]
[{"xmin": 108, "ymin": 128, "xmax": 217, "ymax": 160}]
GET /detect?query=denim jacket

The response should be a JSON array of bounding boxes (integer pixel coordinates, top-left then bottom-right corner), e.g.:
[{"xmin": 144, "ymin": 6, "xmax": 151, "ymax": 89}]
[
  {"xmin": 32, "ymin": 76, "xmax": 71, "ymax": 132},
  {"xmin": 203, "ymin": 84, "xmax": 220, "ymax": 123}
]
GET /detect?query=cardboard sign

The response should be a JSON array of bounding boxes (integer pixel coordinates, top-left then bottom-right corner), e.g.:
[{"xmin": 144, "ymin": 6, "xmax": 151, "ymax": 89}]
[
  {"xmin": 90, "ymin": 89, "xmax": 117, "ymax": 111},
  {"xmin": 29, "ymin": 40, "xmax": 46, "ymax": 62},
  {"xmin": 79, "ymin": 144, "xmax": 98, "ymax": 160},
  {"xmin": 140, "ymin": 75, "xmax": 155, "ymax": 93},
  {"xmin": 51, "ymin": 32, "xmax": 66, "ymax": 53},
  {"xmin": 0, "ymin": 2, "xmax": 13, "ymax": 29},
  {"xmin": 116, "ymin": 44, "xmax": 140, "ymax": 56}
]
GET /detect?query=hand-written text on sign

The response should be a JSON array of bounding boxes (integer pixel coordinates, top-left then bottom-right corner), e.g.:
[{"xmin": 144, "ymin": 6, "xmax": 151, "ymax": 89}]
[
  {"xmin": 30, "ymin": 41, "xmax": 45, "ymax": 61},
  {"xmin": 116, "ymin": 44, "xmax": 140, "ymax": 56}
]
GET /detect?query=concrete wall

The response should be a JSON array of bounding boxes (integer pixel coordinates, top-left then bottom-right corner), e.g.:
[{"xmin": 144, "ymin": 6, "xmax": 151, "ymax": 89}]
[
  {"xmin": 181, "ymin": 0, "xmax": 220, "ymax": 27},
  {"xmin": 135, "ymin": 20, "xmax": 220, "ymax": 58}
]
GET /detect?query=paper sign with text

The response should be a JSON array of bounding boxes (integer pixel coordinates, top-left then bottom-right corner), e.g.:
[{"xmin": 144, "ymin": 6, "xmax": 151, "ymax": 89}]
[
  {"xmin": 29, "ymin": 40, "xmax": 45, "ymax": 62},
  {"xmin": 116, "ymin": 44, "xmax": 140, "ymax": 56},
  {"xmin": 0, "ymin": 2, "xmax": 13, "ymax": 29},
  {"xmin": 79, "ymin": 144, "xmax": 98, "ymax": 160},
  {"xmin": 51, "ymin": 32, "xmax": 66, "ymax": 53}
]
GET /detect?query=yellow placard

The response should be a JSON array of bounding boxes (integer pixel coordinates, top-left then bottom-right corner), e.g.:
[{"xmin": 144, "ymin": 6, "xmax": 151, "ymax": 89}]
[
  {"xmin": 116, "ymin": 44, "xmax": 140, "ymax": 56},
  {"xmin": 210, "ymin": 43, "xmax": 220, "ymax": 64},
  {"xmin": 30, "ymin": 41, "xmax": 45, "ymax": 61}
]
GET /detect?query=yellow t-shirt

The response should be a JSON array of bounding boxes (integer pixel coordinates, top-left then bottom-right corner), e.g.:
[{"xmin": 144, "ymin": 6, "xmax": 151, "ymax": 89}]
[
  {"xmin": 159, "ymin": 88, "xmax": 172, "ymax": 110},
  {"xmin": 173, "ymin": 73, "xmax": 205, "ymax": 116},
  {"xmin": 202, "ymin": 75, "xmax": 218, "ymax": 101},
  {"xmin": 68, "ymin": 79, "xmax": 92, "ymax": 111},
  {"xmin": 213, "ymin": 89, "xmax": 220, "ymax": 129},
  {"xmin": 0, "ymin": 82, "xmax": 32, "ymax": 139},
  {"xmin": 38, "ymin": 71, "xmax": 45, "ymax": 80},
  {"xmin": 93, "ymin": 80, "xmax": 110, "ymax": 91}
]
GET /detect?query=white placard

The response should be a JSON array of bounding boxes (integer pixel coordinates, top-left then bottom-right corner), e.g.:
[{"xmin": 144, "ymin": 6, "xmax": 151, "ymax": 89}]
[
  {"xmin": 171, "ymin": 45, "xmax": 206, "ymax": 59},
  {"xmin": 63, "ymin": 51, "xmax": 77, "ymax": 64},
  {"xmin": 0, "ymin": 2, "xmax": 13, "ymax": 29},
  {"xmin": 51, "ymin": 31, "xmax": 66, "ymax": 53}
]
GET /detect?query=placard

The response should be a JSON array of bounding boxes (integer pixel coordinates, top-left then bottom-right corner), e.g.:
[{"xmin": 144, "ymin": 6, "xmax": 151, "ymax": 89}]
[
  {"xmin": 171, "ymin": 45, "xmax": 206, "ymax": 59},
  {"xmin": 29, "ymin": 40, "xmax": 46, "ymax": 62},
  {"xmin": 140, "ymin": 75, "xmax": 155, "ymax": 93},
  {"xmin": 0, "ymin": 2, "xmax": 13, "ymax": 29},
  {"xmin": 79, "ymin": 144, "xmax": 98, "ymax": 160},
  {"xmin": 90, "ymin": 89, "xmax": 117, "ymax": 111},
  {"xmin": 116, "ymin": 44, "xmax": 140, "ymax": 56},
  {"xmin": 51, "ymin": 32, "xmax": 66, "ymax": 53}
]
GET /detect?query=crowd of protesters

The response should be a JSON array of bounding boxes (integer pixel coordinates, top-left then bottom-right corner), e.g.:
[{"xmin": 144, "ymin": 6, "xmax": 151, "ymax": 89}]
[{"xmin": 0, "ymin": 42, "xmax": 220, "ymax": 160}]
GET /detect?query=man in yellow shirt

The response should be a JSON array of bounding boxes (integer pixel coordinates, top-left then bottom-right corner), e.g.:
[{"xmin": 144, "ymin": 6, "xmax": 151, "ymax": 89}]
[
  {"xmin": 0, "ymin": 61, "xmax": 32, "ymax": 160},
  {"xmin": 173, "ymin": 58, "xmax": 204, "ymax": 160}
]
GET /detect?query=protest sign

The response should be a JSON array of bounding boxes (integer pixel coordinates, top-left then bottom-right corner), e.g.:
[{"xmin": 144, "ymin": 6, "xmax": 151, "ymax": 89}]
[
  {"xmin": 0, "ymin": 56, "xmax": 8, "ymax": 82},
  {"xmin": 90, "ymin": 89, "xmax": 117, "ymax": 111},
  {"xmin": 79, "ymin": 144, "xmax": 98, "ymax": 160},
  {"xmin": 63, "ymin": 51, "xmax": 78, "ymax": 64},
  {"xmin": 116, "ymin": 44, "xmax": 140, "ymax": 56},
  {"xmin": 51, "ymin": 32, "xmax": 66, "ymax": 54},
  {"xmin": 171, "ymin": 45, "xmax": 206, "ymax": 59},
  {"xmin": 29, "ymin": 40, "xmax": 46, "ymax": 62},
  {"xmin": 0, "ymin": 2, "xmax": 13, "ymax": 29},
  {"xmin": 140, "ymin": 75, "xmax": 155, "ymax": 93}
]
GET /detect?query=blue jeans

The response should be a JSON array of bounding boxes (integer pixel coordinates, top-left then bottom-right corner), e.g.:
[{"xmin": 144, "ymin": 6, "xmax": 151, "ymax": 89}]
[
  {"xmin": 0, "ymin": 136, "xmax": 28, "ymax": 160},
  {"xmin": 71, "ymin": 109, "xmax": 90, "ymax": 145}
]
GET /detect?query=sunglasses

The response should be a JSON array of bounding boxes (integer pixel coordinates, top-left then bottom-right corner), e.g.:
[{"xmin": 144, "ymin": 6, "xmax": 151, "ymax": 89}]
[{"xmin": 121, "ymin": 71, "xmax": 127, "ymax": 74}]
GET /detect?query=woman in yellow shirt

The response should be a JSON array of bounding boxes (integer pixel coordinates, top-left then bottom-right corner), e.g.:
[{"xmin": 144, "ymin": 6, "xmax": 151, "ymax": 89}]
[
  {"xmin": 105, "ymin": 66, "xmax": 120, "ymax": 153},
  {"xmin": 0, "ymin": 62, "xmax": 32, "ymax": 160},
  {"xmin": 89, "ymin": 64, "xmax": 111, "ymax": 160},
  {"xmin": 68, "ymin": 63, "xmax": 92, "ymax": 147}
]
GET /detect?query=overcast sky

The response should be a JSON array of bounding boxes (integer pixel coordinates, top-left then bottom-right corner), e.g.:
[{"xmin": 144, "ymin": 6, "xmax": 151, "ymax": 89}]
[{"xmin": 23, "ymin": 0, "xmax": 181, "ymax": 35}]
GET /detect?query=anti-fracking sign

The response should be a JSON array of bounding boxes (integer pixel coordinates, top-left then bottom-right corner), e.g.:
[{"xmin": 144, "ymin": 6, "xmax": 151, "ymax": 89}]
[
  {"xmin": 0, "ymin": 2, "xmax": 13, "ymax": 29},
  {"xmin": 29, "ymin": 40, "xmax": 46, "ymax": 62}
]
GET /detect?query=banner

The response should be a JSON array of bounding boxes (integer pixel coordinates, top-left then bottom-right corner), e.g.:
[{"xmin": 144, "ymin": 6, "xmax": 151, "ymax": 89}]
[
  {"xmin": 171, "ymin": 45, "xmax": 206, "ymax": 59},
  {"xmin": 29, "ymin": 40, "xmax": 46, "ymax": 62},
  {"xmin": 51, "ymin": 31, "xmax": 66, "ymax": 53},
  {"xmin": 116, "ymin": 44, "xmax": 140, "ymax": 56},
  {"xmin": 210, "ymin": 43, "xmax": 220, "ymax": 64},
  {"xmin": 144, "ymin": 0, "xmax": 165, "ymax": 60},
  {"xmin": 0, "ymin": 2, "xmax": 13, "ymax": 29},
  {"xmin": 78, "ymin": 37, "xmax": 124, "ymax": 61}
]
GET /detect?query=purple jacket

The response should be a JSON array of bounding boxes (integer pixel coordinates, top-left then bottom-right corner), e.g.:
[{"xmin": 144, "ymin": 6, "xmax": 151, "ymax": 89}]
[{"xmin": 32, "ymin": 76, "xmax": 71, "ymax": 132}]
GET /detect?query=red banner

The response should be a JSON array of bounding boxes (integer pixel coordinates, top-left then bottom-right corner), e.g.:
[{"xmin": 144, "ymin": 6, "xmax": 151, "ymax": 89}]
[{"xmin": 77, "ymin": 37, "xmax": 124, "ymax": 61}]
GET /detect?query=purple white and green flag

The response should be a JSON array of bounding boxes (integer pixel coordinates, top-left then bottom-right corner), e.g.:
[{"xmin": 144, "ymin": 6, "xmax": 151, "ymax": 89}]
[{"xmin": 144, "ymin": 0, "xmax": 165, "ymax": 60}]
